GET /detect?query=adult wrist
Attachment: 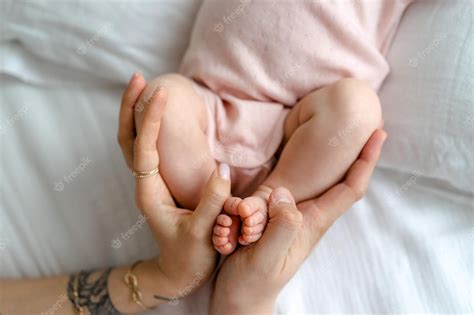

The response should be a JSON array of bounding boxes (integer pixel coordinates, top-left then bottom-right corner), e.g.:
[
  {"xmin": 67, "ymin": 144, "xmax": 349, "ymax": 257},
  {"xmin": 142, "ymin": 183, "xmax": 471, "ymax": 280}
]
[
  {"xmin": 211, "ymin": 283, "xmax": 276, "ymax": 315},
  {"xmin": 108, "ymin": 259, "xmax": 177, "ymax": 313},
  {"xmin": 211, "ymin": 296, "xmax": 274, "ymax": 315}
]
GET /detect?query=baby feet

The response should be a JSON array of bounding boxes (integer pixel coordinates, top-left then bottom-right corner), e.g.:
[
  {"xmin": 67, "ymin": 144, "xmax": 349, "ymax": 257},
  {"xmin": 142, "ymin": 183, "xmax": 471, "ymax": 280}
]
[
  {"xmin": 212, "ymin": 207, "xmax": 240, "ymax": 256},
  {"xmin": 212, "ymin": 193, "xmax": 269, "ymax": 255}
]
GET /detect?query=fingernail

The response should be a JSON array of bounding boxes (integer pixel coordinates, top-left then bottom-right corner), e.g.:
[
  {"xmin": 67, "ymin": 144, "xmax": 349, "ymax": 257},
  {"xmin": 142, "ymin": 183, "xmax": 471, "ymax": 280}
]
[
  {"xmin": 273, "ymin": 188, "xmax": 292, "ymax": 204},
  {"xmin": 218, "ymin": 163, "xmax": 230, "ymax": 180},
  {"xmin": 130, "ymin": 72, "xmax": 141, "ymax": 82}
]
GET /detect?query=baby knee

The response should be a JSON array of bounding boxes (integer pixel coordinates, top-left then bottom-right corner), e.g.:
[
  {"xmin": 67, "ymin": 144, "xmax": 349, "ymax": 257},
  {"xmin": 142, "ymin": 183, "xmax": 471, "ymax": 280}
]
[
  {"xmin": 147, "ymin": 73, "xmax": 187, "ymax": 91},
  {"xmin": 328, "ymin": 78, "xmax": 382, "ymax": 131},
  {"xmin": 141, "ymin": 73, "xmax": 186, "ymax": 104},
  {"xmin": 133, "ymin": 73, "xmax": 185, "ymax": 129},
  {"xmin": 136, "ymin": 73, "xmax": 191, "ymax": 118}
]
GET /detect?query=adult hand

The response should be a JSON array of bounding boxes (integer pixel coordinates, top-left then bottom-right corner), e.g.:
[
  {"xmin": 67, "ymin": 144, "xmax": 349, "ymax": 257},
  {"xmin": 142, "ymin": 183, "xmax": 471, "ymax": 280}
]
[
  {"xmin": 117, "ymin": 73, "xmax": 231, "ymax": 310},
  {"xmin": 211, "ymin": 129, "xmax": 387, "ymax": 314},
  {"xmin": 0, "ymin": 73, "xmax": 233, "ymax": 315}
]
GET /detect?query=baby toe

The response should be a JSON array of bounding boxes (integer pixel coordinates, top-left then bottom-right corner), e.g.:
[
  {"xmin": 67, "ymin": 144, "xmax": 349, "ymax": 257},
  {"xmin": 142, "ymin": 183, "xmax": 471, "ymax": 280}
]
[
  {"xmin": 213, "ymin": 235, "xmax": 228, "ymax": 246},
  {"xmin": 214, "ymin": 214, "xmax": 240, "ymax": 255},
  {"xmin": 216, "ymin": 214, "xmax": 232, "ymax": 227},
  {"xmin": 244, "ymin": 211, "xmax": 265, "ymax": 227},
  {"xmin": 237, "ymin": 197, "xmax": 261, "ymax": 218},
  {"xmin": 238, "ymin": 236, "xmax": 251, "ymax": 246},
  {"xmin": 224, "ymin": 197, "xmax": 242, "ymax": 216},
  {"xmin": 241, "ymin": 233, "xmax": 263, "ymax": 243},
  {"xmin": 214, "ymin": 225, "xmax": 230, "ymax": 237},
  {"xmin": 242, "ymin": 223, "xmax": 265, "ymax": 235},
  {"xmin": 216, "ymin": 242, "xmax": 234, "ymax": 255}
]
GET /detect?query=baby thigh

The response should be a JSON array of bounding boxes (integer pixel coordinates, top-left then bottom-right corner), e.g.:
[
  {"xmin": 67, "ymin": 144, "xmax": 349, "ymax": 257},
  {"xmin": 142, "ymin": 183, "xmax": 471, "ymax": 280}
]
[
  {"xmin": 135, "ymin": 74, "xmax": 216, "ymax": 209},
  {"xmin": 264, "ymin": 78, "xmax": 382, "ymax": 202}
]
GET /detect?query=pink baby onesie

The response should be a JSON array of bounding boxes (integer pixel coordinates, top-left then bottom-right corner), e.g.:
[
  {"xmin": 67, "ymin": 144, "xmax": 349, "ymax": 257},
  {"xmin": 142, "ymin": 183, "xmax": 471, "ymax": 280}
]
[{"xmin": 180, "ymin": 0, "xmax": 412, "ymax": 197}]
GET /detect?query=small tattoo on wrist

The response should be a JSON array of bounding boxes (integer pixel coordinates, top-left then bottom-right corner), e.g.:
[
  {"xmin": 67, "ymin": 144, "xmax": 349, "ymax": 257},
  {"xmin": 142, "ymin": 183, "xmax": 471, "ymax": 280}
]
[{"xmin": 67, "ymin": 268, "xmax": 120, "ymax": 315}]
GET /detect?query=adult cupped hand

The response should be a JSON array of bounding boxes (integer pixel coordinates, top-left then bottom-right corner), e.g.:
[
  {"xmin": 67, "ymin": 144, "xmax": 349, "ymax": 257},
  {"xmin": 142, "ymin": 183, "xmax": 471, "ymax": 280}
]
[
  {"xmin": 211, "ymin": 130, "xmax": 387, "ymax": 314},
  {"xmin": 117, "ymin": 73, "xmax": 230, "ymax": 301}
]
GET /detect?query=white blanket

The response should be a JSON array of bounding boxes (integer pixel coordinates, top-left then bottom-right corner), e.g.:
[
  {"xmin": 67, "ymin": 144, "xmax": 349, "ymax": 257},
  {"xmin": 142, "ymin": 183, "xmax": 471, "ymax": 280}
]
[{"xmin": 1, "ymin": 0, "xmax": 472, "ymax": 313}]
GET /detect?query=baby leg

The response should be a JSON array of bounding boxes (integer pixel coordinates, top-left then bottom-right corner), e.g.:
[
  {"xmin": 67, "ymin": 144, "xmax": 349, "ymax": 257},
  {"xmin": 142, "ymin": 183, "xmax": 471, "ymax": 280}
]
[
  {"xmin": 263, "ymin": 78, "xmax": 382, "ymax": 202},
  {"xmin": 135, "ymin": 74, "xmax": 216, "ymax": 209},
  {"xmin": 213, "ymin": 78, "xmax": 381, "ymax": 253},
  {"xmin": 229, "ymin": 78, "xmax": 381, "ymax": 248}
]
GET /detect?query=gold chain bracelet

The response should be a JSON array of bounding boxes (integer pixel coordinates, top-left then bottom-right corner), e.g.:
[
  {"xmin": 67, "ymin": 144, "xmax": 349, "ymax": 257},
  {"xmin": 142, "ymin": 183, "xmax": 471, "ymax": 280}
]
[{"xmin": 124, "ymin": 260, "xmax": 155, "ymax": 311}]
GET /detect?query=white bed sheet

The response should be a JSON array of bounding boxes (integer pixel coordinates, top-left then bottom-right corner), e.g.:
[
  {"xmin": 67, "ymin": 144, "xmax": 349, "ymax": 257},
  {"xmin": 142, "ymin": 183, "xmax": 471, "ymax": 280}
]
[
  {"xmin": 1, "ymin": 0, "xmax": 473, "ymax": 314},
  {"xmin": 1, "ymin": 74, "xmax": 471, "ymax": 314}
]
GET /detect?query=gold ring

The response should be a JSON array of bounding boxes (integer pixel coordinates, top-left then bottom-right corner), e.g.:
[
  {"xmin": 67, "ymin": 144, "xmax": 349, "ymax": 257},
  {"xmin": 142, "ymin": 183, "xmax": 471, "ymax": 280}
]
[{"xmin": 132, "ymin": 166, "xmax": 159, "ymax": 178}]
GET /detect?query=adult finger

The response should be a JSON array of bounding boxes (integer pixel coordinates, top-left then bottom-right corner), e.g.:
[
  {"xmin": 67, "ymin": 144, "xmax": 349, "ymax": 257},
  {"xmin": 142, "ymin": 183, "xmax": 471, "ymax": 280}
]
[
  {"xmin": 298, "ymin": 129, "xmax": 387, "ymax": 246},
  {"xmin": 118, "ymin": 72, "xmax": 146, "ymax": 169},
  {"xmin": 254, "ymin": 187, "xmax": 303, "ymax": 263},
  {"xmin": 134, "ymin": 88, "xmax": 174, "ymax": 209},
  {"xmin": 192, "ymin": 164, "xmax": 231, "ymax": 233}
]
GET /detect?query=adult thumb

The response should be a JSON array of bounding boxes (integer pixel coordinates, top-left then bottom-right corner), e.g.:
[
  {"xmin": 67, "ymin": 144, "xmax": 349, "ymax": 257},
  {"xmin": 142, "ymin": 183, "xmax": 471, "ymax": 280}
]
[
  {"xmin": 255, "ymin": 187, "xmax": 303, "ymax": 263},
  {"xmin": 192, "ymin": 163, "xmax": 231, "ymax": 234}
]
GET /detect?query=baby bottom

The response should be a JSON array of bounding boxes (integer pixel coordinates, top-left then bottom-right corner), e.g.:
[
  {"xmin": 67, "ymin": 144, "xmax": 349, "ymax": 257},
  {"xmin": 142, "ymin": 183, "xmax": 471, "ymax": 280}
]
[{"xmin": 135, "ymin": 74, "xmax": 381, "ymax": 255}]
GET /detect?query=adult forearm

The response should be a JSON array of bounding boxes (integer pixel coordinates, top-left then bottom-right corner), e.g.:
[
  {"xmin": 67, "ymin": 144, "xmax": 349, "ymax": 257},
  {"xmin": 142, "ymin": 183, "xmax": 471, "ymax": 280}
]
[
  {"xmin": 0, "ymin": 275, "xmax": 74, "ymax": 315},
  {"xmin": 0, "ymin": 259, "xmax": 173, "ymax": 315}
]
